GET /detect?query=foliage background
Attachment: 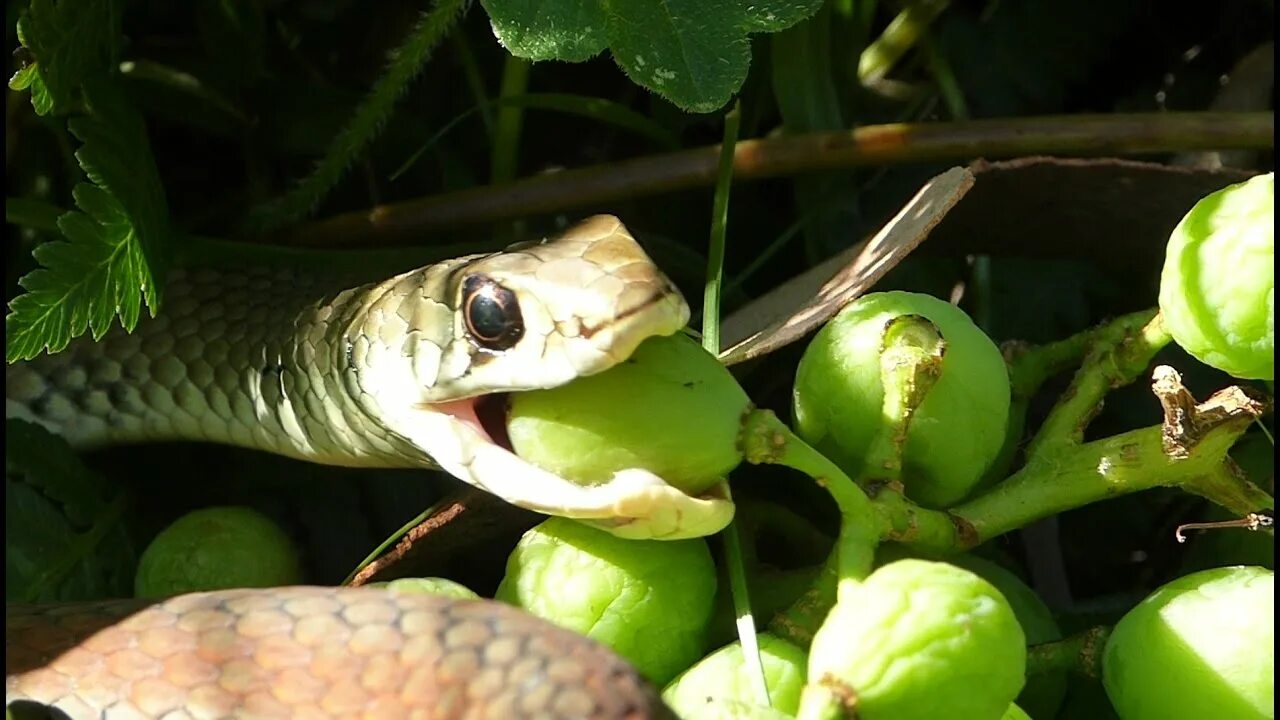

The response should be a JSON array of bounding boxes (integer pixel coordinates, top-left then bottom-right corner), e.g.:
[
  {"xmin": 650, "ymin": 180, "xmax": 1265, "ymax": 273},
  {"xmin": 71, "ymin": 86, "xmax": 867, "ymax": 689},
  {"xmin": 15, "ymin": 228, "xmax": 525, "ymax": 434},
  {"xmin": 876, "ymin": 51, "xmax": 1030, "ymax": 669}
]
[{"xmin": 5, "ymin": 4, "xmax": 1274, "ymax": 714}]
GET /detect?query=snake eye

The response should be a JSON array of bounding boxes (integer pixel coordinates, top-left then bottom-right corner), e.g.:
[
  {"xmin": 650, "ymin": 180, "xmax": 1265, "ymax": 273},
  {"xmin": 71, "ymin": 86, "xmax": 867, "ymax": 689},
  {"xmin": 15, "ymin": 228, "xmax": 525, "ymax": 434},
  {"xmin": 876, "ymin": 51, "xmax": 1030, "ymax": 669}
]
[{"xmin": 462, "ymin": 275, "xmax": 524, "ymax": 351}]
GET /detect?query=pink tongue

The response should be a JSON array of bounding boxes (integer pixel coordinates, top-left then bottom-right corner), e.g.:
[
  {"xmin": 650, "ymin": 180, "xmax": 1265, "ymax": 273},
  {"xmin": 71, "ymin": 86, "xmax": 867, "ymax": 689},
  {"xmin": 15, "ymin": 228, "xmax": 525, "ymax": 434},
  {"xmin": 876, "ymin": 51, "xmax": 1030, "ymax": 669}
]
[{"xmin": 431, "ymin": 399, "xmax": 493, "ymax": 443}]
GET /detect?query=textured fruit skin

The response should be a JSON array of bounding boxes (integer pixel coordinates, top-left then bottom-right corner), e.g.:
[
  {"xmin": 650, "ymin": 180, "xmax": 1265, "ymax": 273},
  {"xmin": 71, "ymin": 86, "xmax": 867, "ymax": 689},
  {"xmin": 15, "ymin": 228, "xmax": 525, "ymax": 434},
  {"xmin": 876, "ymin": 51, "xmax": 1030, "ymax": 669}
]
[
  {"xmin": 662, "ymin": 633, "xmax": 808, "ymax": 719},
  {"xmin": 808, "ymin": 559, "xmax": 1027, "ymax": 720},
  {"xmin": 793, "ymin": 291, "xmax": 1010, "ymax": 508},
  {"xmin": 508, "ymin": 334, "xmax": 749, "ymax": 495},
  {"xmin": 368, "ymin": 577, "xmax": 480, "ymax": 599},
  {"xmin": 496, "ymin": 517, "xmax": 717, "ymax": 684},
  {"xmin": 1103, "ymin": 565, "xmax": 1273, "ymax": 720},
  {"xmin": 134, "ymin": 506, "xmax": 303, "ymax": 599},
  {"xmin": 948, "ymin": 556, "xmax": 1066, "ymax": 720},
  {"xmin": 1159, "ymin": 173, "xmax": 1274, "ymax": 380}
]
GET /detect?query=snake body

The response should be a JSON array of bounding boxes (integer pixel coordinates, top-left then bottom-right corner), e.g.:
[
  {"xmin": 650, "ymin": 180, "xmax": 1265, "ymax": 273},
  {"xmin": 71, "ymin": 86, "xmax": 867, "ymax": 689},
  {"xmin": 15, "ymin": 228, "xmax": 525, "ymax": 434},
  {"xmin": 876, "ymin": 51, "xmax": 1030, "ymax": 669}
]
[{"xmin": 5, "ymin": 216, "xmax": 696, "ymax": 718}]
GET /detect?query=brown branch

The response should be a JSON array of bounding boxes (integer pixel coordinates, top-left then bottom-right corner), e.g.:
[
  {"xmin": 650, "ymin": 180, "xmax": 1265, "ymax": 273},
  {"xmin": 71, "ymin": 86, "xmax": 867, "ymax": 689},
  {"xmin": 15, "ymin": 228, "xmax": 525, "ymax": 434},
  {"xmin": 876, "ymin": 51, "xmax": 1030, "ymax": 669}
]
[{"xmin": 270, "ymin": 112, "xmax": 1274, "ymax": 247}]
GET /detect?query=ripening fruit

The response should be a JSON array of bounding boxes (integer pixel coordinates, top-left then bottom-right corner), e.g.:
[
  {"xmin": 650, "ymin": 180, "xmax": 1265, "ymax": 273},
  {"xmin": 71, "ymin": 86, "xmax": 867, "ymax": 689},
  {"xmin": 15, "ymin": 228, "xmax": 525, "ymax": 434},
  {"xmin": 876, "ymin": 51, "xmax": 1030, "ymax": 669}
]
[
  {"xmin": 1103, "ymin": 565, "xmax": 1273, "ymax": 720},
  {"xmin": 793, "ymin": 292, "xmax": 1011, "ymax": 508},
  {"xmin": 508, "ymin": 333, "xmax": 750, "ymax": 495},
  {"xmin": 369, "ymin": 577, "xmax": 479, "ymax": 599},
  {"xmin": 662, "ymin": 633, "xmax": 808, "ymax": 719},
  {"xmin": 134, "ymin": 506, "xmax": 302, "ymax": 598},
  {"xmin": 808, "ymin": 559, "xmax": 1027, "ymax": 720},
  {"xmin": 495, "ymin": 517, "xmax": 717, "ymax": 684},
  {"xmin": 1159, "ymin": 173, "xmax": 1274, "ymax": 380}
]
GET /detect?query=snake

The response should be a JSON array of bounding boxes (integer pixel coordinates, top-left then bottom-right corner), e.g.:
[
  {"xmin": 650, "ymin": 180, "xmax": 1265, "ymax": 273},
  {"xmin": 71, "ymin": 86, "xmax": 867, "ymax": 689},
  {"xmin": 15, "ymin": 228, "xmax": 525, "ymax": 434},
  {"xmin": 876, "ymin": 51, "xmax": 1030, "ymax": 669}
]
[{"xmin": 5, "ymin": 216, "xmax": 728, "ymax": 718}]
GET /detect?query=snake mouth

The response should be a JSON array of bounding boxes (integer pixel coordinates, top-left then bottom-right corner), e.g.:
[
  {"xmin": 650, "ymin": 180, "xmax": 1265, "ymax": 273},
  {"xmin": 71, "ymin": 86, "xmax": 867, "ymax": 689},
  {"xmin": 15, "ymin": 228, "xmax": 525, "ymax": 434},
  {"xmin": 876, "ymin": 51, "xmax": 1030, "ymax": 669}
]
[{"xmin": 430, "ymin": 394, "xmax": 514, "ymax": 452}]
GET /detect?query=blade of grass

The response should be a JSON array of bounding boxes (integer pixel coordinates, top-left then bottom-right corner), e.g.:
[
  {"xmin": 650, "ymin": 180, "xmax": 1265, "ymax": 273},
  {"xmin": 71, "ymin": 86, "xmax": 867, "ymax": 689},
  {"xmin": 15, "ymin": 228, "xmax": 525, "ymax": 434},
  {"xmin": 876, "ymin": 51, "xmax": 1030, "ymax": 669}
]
[
  {"xmin": 389, "ymin": 93, "xmax": 682, "ymax": 181},
  {"xmin": 703, "ymin": 101, "xmax": 770, "ymax": 707}
]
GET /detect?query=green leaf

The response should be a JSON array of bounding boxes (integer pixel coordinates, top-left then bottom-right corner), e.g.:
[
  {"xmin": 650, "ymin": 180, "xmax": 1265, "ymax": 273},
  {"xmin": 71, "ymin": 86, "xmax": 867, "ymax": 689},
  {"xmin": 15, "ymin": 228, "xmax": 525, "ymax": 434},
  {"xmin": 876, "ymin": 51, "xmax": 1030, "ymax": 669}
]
[
  {"xmin": 482, "ymin": 0, "xmax": 823, "ymax": 113},
  {"xmin": 8, "ymin": 0, "xmax": 120, "ymax": 116},
  {"xmin": 6, "ymin": 420, "xmax": 134, "ymax": 603},
  {"xmin": 483, "ymin": 1, "xmax": 608, "ymax": 62},
  {"xmin": 6, "ymin": 80, "xmax": 168, "ymax": 363}
]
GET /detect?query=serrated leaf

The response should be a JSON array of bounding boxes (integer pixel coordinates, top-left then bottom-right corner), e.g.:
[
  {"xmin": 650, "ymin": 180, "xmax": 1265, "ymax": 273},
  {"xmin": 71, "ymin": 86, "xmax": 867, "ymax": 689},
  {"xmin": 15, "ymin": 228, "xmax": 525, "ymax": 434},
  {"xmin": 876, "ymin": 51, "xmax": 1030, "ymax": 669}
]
[
  {"xmin": 9, "ymin": 0, "xmax": 120, "ymax": 116},
  {"xmin": 482, "ymin": 0, "xmax": 823, "ymax": 112},
  {"xmin": 6, "ymin": 420, "xmax": 135, "ymax": 603},
  {"xmin": 6, "ymin": 78, "xmax": 169, "ymax": 363}
]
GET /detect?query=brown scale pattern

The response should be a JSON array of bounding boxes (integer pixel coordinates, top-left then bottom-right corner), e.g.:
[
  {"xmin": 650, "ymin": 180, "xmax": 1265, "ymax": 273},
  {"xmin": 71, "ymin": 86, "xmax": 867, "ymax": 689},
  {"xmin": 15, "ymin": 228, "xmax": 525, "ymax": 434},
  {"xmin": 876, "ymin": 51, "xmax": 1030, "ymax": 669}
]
[{"xmin": 6, "ymin": 587, "xmax": 676, "ymax": 720}]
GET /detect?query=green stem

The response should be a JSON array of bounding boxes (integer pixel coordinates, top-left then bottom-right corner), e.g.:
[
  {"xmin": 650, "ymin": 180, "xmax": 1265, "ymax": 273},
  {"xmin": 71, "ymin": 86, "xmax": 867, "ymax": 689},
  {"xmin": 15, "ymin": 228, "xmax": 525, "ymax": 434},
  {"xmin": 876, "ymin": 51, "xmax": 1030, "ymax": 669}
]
[
  {"xmin": 956, "ymin": 422, "xmax": 1265, "ymax": 545},
  {"xmin": 1026, "ymin": 626, "xmax": 1112, "ymax": 679},
  {"xmin": 490, "ymin": 55, "xmax": 530, "ymax": 185},
  {"xmin": 858, "ymin": 0, "xmax": 951, "ymax": 85},
  {"xmin": 1027, "ymin": 309, "xmax": 1166, "ymax": 458},
  {"xmin": 247, "ymin": 0, "xmax": 468, "ymax": 233},
  {"xmin": 740, "ymin": 410, "xmax": 877, "ymax": 601},
  {"xmin": 703, "ymin": 102, "xmax": 740, "ymax": 353}
]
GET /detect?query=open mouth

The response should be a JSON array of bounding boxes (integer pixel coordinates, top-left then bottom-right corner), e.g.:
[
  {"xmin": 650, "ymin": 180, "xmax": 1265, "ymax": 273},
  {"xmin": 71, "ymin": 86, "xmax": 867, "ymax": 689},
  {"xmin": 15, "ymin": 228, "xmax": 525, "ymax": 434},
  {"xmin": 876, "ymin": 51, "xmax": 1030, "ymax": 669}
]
[{"xmin": 430, "ymin": 393, "xmax": 514, "ymax": 452}]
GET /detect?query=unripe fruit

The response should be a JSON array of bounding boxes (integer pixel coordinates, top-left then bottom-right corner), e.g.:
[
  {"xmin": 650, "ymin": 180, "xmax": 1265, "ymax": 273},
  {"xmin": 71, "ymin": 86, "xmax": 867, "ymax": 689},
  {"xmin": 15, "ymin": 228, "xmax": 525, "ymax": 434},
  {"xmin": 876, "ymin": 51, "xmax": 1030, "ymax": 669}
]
[
  {"xmin": 134, "ymin": 506, "xmax": 302, "ymax": 599},
  {"xmin": 1103, "ymin": 566, "xmax": 1273, "ymax": 720},
  {"xmin": 496, "ymin": 517, "xmax": 717, "ymax": 684},
  {"xmin": 509, "ymin": 334, "xmax": 749, "ymax": 495},
  {"xmin": 794, "ymin": 292, "xmax": 1010, "ymax": 507},
  {"xmin": 1159, "ymin": 173, "xmax": 1274, "ymax": 380}
]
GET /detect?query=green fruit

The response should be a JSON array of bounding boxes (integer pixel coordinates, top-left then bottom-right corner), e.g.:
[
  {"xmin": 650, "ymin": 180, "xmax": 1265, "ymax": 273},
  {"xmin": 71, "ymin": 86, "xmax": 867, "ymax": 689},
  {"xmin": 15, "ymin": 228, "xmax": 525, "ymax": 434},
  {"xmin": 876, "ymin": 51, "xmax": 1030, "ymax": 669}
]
[
  {"xmin": 874, "ymin": 547, "xmax": 1064, "ymax": 718},
  {"xmin": 794, "ymin": 291, "xmax": 1010, "ymax": 508},
  {"xmin": 1159, "ymin": 173, "xmax": 1274, "ymax": 380},
  {"xmin": 663, "ymin": 633, "xmax": 808, "ymax": 719},
  {"xmin": 508, "ymin": 333, "xmax": 750, "ymax": 495},
  {"xmin": 809, "ymin": 559, "xmax": 1026, "ymax": 720},
  {"xmin": 369, "ymin": 577, "xmax": 479, "ymax": 600},
  {"xmin": 948, "ymin": 556, "xmax": 1066, "ymax": 720},
  {"xmin": 1103, "ymin": 566, "xmax": 1273, "ymax": 720},
  {"xmin": 1002, "ymin": 704, "xmax": 1032, "ymax": 720},
  {"xmin": 495, "ymin": 517, "xmax": 717, "ymax": 684},
  {"xmin": 134, "ymin": 506, "xmax": 302, "ymax": 599}
]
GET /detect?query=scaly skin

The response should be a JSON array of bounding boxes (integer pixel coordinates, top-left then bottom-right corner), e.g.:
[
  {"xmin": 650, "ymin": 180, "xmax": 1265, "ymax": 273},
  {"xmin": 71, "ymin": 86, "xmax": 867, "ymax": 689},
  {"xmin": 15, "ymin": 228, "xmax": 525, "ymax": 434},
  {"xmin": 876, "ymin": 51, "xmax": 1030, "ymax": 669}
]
[
  {"xmin": 5, "ymin": 216, "xmax": 699, "ymax": 718},
  {"xmin": 6, "ymin": 587, "xmax": 675, "ymax": 719}
]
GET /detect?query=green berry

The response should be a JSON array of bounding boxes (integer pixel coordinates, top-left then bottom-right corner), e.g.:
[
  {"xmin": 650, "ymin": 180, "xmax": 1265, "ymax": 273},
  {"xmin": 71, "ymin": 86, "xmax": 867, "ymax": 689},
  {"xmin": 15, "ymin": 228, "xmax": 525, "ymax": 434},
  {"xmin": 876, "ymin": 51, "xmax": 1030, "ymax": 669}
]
[
  {"xmin": 809, "ymin": 559, "xmax": 1027, "ymax": 720},
  {"xmin": 508, "ymin": 333, "xmax": 750, "ymax": 495},
  {"xmin": 949, "ymin": 555, "xmax": 1065, "ymax": 720},
  {"xmin": 793, "ymin": 291, "xmax": 1010, "ymax": 507},
  {"xmin": 1103, "ymin": 565, "xmax": 1273, "ymax": 720},
  {"xmin": 1159, "ymin": 173, "xmax": 1274, "ymax": 380},
  {"xmin": 369, "ymin": 577, "xmax": 479, "ymax": 600},
  {"xmin": 495, "ymin": 517, "xmax": 717, "ymax": 684},
  {"xmin": 662, "ymin": 633, "xmax": 808, "ymax": 719},
  {"xmin": 134, "ymin": 506, "xmax": 302, "ymax": 599}
]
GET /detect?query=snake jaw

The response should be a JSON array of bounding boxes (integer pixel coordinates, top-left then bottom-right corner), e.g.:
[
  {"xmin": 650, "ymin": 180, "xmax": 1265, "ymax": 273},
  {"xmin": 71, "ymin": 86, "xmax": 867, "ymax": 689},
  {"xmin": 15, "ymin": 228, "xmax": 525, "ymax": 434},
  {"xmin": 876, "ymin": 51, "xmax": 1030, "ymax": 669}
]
[{"xmin": 405, "ymin": 395, "xmax": 734, "ymax": 540}]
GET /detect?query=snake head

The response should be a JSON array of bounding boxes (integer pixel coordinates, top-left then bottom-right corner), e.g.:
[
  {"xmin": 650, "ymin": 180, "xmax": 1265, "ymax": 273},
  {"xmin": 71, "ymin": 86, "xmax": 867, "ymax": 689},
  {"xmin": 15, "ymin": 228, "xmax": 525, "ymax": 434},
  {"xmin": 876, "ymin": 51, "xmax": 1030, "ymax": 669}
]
[{"xmin": 365, "ymin": 216, "xmax": 732, "ymax": 539}]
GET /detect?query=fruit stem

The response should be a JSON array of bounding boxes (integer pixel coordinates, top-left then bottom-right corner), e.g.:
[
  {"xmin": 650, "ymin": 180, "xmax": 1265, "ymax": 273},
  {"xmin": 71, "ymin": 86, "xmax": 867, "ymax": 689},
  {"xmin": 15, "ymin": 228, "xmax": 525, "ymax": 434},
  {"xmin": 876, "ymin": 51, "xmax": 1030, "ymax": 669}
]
[
  {"xmin": 1026, "ymin": 626, "xmax": 1112, "ymax": 679},
  {"xmin": 740, "ymin": 409, "xmax": 877, "ymax": 601},
  {"xmin": 1025, "ymin": 309, "xmax": 1168, "ymax": 460},
  {"xmin": 861, "ymin": 315, "xmax": 946, "ymax": 485}
]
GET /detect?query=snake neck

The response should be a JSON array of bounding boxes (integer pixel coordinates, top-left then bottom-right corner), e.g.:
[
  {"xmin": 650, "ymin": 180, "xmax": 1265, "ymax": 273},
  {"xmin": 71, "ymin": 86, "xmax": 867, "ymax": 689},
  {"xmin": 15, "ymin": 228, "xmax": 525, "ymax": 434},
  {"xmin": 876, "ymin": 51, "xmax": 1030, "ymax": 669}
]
[{"xmin": 6, "ymin": 266, "xmax": 438, "ymax": 469}]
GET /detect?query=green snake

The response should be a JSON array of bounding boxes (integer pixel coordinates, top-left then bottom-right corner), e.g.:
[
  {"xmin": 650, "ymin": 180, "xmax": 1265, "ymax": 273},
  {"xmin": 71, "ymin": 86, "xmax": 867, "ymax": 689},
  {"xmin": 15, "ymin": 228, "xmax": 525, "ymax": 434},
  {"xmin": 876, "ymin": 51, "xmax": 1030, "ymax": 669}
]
[{"xmin": 5, "ymin": 215, "xmax": 732, "ymax": 718}]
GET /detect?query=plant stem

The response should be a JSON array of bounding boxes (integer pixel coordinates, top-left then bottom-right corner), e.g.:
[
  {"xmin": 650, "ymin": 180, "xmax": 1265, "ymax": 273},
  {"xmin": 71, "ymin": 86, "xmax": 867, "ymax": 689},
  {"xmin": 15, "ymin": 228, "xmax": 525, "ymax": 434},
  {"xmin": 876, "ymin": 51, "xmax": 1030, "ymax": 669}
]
[
  {"xmin": 490, "ymin": 56, "xmax": 530, "ymax": 185},
  {"xmin": 1027, "ymin": 310, "xmax": 1167, "ymax": 458},
  {"xmin": 1026, "ymin": 626, "xmax": 1112, "ymax": 679},
  {"xmin": 740, "ymin": 410, "xmax": 877, "ymax": 601},
  {"xmin": 274, "ymin": 112, "xmax": 1275, "ymax": 246},
  {"xmin": 859, "ymin": 0, "xmax": 951, "ymax": 85}
]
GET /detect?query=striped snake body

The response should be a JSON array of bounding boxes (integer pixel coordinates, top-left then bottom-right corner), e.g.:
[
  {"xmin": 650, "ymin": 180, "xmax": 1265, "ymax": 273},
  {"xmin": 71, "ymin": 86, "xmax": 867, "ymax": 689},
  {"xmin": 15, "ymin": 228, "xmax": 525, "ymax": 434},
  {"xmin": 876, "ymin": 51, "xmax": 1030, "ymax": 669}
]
[{"xmin": 6, "ymin": 216, "xmax": 710, "ymax": 719}]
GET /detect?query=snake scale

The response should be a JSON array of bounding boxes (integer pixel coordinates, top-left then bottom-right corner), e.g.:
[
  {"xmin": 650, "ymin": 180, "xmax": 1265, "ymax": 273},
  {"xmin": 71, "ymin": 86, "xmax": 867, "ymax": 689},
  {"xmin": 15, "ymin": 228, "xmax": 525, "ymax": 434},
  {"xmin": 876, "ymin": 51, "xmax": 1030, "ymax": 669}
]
[{"xmin": 6, "ymin": 216, "xmax": 696, "ymax": 719}]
